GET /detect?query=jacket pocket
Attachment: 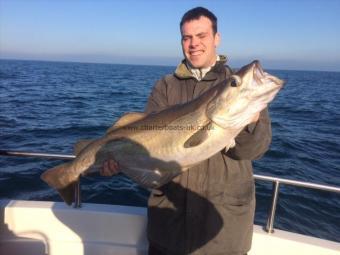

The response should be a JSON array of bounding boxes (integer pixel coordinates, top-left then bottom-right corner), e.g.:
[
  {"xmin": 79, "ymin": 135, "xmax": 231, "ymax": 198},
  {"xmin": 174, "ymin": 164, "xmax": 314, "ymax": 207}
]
[{"xmin": 208, "ymin": 180, "xmax": 255, "ymax": 206}]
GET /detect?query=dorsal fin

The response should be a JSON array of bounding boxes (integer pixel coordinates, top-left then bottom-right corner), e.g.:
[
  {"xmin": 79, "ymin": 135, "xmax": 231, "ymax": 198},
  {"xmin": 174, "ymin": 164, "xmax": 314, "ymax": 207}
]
[{"xmin": 106, "ymin": 112, "xmax": 146, "ymax": 133}]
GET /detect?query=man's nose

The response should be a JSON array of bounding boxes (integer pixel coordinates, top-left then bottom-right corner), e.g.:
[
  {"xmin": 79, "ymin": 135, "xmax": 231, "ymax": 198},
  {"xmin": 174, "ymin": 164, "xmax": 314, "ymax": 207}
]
[{"xmin": 190, "ymin": 36, "xmax": 199, "ymax": 48}]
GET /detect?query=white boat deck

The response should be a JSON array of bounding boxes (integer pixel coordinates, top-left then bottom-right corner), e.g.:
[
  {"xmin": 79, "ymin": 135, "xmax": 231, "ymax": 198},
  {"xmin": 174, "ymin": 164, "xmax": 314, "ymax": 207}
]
[{"xmin": 1, "ymin": 200, "xmax": 339, "ymax": 255}]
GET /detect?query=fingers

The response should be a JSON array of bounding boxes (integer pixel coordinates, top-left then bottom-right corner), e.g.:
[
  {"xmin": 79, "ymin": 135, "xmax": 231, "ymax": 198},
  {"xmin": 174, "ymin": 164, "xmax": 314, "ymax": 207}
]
[{"xmin": 100, "ymin": 160, "xmax": 119, "ymax": 176}]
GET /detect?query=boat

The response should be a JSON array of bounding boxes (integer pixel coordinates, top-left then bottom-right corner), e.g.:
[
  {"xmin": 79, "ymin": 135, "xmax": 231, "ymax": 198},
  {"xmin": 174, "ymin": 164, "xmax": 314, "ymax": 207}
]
[{"xmin": 1, "ymin": 150, "xmax": 340, "ymax": 255}]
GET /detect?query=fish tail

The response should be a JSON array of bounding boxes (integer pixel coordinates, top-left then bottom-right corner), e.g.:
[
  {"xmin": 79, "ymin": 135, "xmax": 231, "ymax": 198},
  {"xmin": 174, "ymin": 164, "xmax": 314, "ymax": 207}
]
[
  {"xmin": 41, "ymin": 162, "xmax": 77, "ymax": 205},
  {"xmin": 57, "ymin": 182, "xmax": 76, "ymax": 206}
]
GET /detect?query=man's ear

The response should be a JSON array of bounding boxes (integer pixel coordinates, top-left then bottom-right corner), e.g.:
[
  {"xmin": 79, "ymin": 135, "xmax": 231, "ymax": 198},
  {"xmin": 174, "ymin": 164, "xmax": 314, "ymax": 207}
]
[{"xmin": 214, "ymin": 32, "xmax": 221, "ymax": 47}]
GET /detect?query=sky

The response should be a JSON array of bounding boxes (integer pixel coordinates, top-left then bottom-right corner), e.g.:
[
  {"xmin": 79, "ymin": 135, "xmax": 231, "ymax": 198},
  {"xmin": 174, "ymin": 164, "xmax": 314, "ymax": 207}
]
[{"xmin": 0, "ymin": 0, "xmax": 340, "ymax": 71}]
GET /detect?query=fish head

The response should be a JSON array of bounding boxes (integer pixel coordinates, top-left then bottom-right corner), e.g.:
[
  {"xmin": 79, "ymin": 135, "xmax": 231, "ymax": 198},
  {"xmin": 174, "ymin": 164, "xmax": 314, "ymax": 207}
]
[{"xmin": 207, "ymin": 60, "xmax": 284, "ymax": 129}]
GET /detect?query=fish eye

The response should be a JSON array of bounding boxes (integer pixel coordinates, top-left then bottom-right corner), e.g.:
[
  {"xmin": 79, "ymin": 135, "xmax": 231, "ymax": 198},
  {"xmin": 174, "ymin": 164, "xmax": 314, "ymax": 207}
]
[{"xmin": 230, "ymin": 75, "xmax": 241, "ymax": 87}]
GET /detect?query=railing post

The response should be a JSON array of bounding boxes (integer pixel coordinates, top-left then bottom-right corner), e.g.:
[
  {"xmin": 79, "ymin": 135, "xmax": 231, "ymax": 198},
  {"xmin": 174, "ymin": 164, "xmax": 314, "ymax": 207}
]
[
  {"xmin": 265, "ymin": 180, "xmax": 280, "ymax": 233},
  {"xmin": 73, "ymin": 179, "xmax": 81, "ymax": 208}
]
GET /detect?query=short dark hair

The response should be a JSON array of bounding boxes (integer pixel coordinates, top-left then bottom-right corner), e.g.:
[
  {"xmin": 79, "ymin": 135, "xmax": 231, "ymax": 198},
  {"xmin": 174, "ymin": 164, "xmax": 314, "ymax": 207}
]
[{"xmin": 180, "ymin": 7, "xmax": 218, "ymax": 34}]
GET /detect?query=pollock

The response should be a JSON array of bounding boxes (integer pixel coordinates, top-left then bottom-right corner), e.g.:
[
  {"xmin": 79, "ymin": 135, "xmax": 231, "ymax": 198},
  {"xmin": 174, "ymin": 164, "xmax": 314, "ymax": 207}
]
[{"xmin": 41, "ymin": 60, "xmax": 284, "ymax": 205}]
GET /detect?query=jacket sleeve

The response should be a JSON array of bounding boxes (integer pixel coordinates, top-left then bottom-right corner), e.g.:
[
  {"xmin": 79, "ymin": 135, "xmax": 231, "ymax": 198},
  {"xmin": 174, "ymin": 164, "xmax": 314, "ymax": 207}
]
[
  {"xmin": 225, "ymin": 108, "xmax": 272, "ymax": 160},
  {"xmin": 145, "ymin": 77, "xmax": 169, "ymax": 114}
]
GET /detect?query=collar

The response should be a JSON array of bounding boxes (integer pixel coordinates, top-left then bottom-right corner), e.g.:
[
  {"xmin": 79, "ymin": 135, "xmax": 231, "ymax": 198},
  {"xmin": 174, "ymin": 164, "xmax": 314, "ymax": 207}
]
[{"xmin": 174, "ymin": 55, "xmax": 228, "ymax": 81}]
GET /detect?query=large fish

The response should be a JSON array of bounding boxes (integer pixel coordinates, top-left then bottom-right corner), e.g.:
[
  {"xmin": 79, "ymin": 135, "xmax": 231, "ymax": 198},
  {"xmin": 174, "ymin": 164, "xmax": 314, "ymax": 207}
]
[{"xmin": 41, "ymin": 60, "xmax": 284, "ymax": 205}]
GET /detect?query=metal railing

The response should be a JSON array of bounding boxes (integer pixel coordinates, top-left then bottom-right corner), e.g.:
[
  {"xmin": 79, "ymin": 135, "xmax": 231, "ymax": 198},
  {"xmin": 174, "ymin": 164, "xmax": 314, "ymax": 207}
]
[
  {"xmin": 1, "ymin": 150, "xmax": 340, "ymax": 233},
  {"xmin": 253, "ymin": 174, "xmax": 340, "ymax": 232}
]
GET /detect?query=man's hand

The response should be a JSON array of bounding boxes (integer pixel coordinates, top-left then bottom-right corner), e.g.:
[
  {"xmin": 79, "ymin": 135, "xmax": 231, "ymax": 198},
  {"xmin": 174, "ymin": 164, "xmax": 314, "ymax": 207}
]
[{"xmin": 100, "ymin": 160, "xmax": 120, "ymax": 176}]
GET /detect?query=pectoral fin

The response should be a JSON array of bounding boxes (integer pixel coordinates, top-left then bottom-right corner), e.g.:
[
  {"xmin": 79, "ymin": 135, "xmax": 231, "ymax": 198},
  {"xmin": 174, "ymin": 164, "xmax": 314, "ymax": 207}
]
[{"xmin": 184, "ymin": 123, "xmax": 211, "ymax": 148}]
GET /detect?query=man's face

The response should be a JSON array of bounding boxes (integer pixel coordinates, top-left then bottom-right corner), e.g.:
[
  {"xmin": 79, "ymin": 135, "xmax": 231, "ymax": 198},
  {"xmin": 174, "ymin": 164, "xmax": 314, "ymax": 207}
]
[{"xmin": 181, "ymin": 16, "xmax": 220, "ymax": 69}]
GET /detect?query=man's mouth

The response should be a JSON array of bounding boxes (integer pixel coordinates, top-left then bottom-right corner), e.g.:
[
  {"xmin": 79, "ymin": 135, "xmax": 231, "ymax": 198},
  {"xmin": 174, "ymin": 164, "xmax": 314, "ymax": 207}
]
[{"xmin": 189, "ymin": 50, "xmax": 204, "ymax": 56}]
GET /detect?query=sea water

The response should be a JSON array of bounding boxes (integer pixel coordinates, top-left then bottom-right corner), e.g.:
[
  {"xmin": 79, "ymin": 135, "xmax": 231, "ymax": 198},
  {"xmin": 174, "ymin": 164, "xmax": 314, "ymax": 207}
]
[{"xmin": 0, "ymin": 59, "xmax": 339, "ymax": 241}]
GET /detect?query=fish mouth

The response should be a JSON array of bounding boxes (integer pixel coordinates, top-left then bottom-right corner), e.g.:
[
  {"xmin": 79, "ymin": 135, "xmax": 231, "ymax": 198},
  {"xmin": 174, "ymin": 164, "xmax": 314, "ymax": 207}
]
[
  {"xmin": 252, "ymin": 60, "xmax": 265, "ymax": 84},
  {"xmin": 252, "ymin": 60, "xmax": 284, "ymax": 88}
]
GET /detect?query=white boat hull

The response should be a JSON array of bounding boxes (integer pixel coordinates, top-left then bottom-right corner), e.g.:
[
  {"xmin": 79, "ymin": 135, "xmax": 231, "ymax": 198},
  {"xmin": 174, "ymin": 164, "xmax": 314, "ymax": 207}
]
[{"xmin": 1, "ymin": 200, "xmax": 339, "ymax": 255}]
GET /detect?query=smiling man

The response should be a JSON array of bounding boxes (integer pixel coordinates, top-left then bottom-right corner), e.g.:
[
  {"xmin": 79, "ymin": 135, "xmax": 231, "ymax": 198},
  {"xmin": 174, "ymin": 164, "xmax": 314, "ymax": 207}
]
[
  {"xmin": 181, "ymin": 14, "xmax": 220, "ymax": 70},
  {"xmin": 102, "ymin": 6, "xmax": 272, "ymax": 255},
  {"xmin": 143, "ymin": 6, "xmax": 272, "ymax": 255}
]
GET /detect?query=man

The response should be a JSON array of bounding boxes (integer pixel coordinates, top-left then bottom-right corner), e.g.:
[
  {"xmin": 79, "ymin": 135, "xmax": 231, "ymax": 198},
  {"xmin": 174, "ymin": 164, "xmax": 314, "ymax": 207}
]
[{"xmin": 102, "ymin": 7, "xmax": 271, "ymax": 255}]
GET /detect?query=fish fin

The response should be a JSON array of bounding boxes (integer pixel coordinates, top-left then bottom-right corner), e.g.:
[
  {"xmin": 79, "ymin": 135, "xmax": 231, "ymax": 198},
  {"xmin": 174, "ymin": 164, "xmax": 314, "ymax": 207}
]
[
  {"xmin": 74, "ymin": 139, "xmax": 94, "ymax": 155},
  {"xmin": 41, "ymin": 162, "xmax": 78, "ymax": 205},
  {"xmin": 229, "ymin": 139, "xmax": 236, "ymax": 148},
  {"xmin": 124, "ymin": 166, "xmax": 180, "ymax": 189},
  {"xmin": 184, "ymin": 123, "xmax": 211, "ymax": 148},
  {"xmin": 41, "ymin": 162, "xmax": 76, "ymax": 190},
  {"xmin": 57, "ymin": 182, "xmax": 76, "ymax": 206},
  {"xmin": 106, "ymin": 112, "xmax": 146, "ymax": 133}
]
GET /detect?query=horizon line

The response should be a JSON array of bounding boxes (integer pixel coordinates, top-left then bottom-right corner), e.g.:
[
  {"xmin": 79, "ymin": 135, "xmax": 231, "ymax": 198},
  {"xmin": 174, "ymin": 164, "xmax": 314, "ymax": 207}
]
[{"xmin": 1, "ymin": 57, "xmax": 339, "ymax": 74}]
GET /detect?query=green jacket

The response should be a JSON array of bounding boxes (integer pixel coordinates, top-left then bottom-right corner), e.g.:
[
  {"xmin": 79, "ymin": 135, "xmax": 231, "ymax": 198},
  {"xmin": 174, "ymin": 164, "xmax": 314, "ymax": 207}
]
[{"xmin": 145, "ymin": 56, "xmax": 272, "ymax": 255}]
